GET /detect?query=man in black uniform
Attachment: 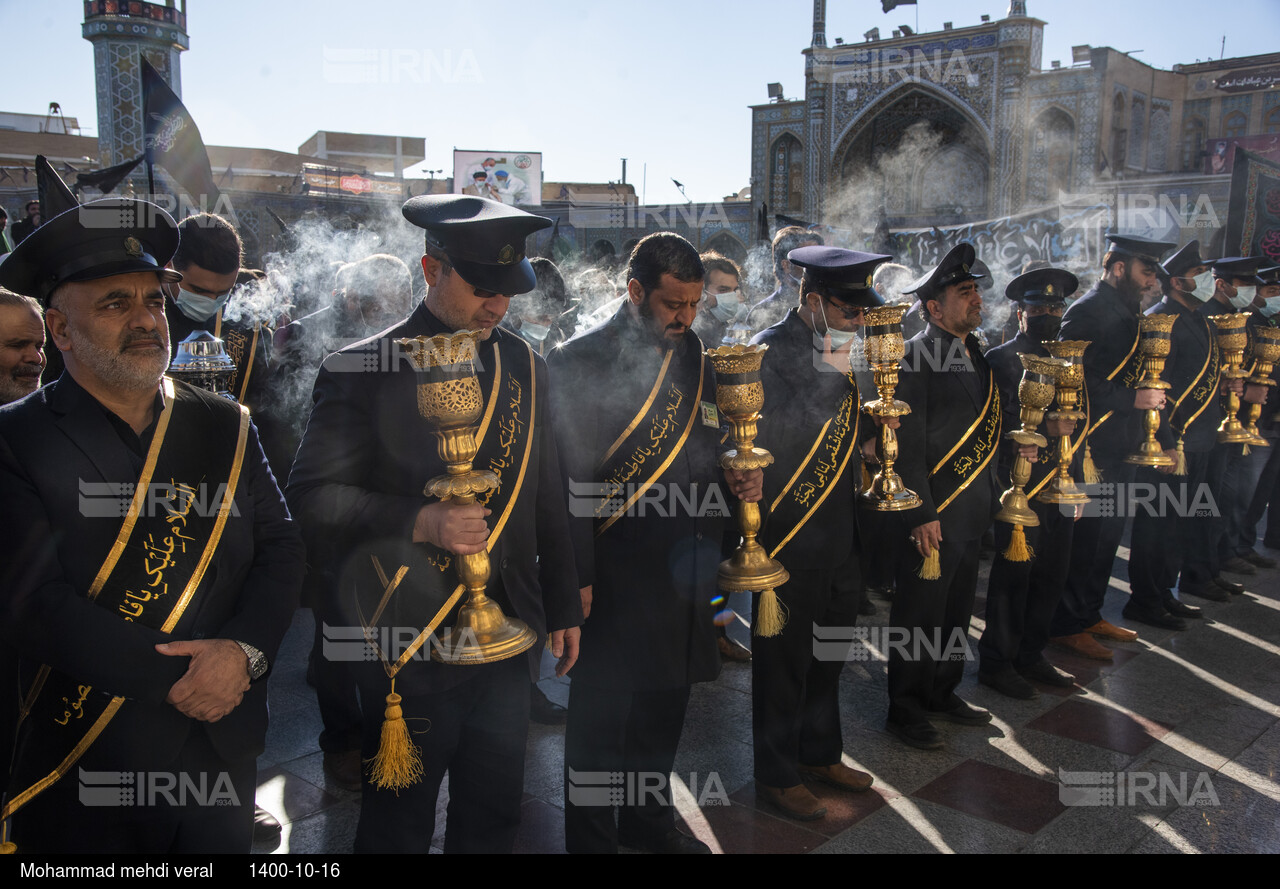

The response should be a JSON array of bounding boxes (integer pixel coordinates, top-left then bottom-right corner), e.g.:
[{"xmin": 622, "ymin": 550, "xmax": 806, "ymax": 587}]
[
  {"xmin": 550, "ymin": 232, "xmax": 761, "ymax": 853},
  {"xmin": 890, "ymin": 243, "xmax": 1019, "ymax": 749},
  {"xmin": 287, "ymin": 195, "xmax": 583, "ymax": 853},
  {"xmin": 1125, "ymin": 241, "xmax": 1221, "ymax": 624},
  {"xmin": 1243, "ymin": 266, "xmax": 1280, "ymax": 550},
  {"xmin": 1198, "ymin": 256, "xmax": 1271, "ymax": 589},
  {"xmin": 749, "ymin": 246, "xmax": 887, "ymax": 818},
  {"xmin": 1049, "ymin": 233, "xmax": 1174, "ymax": 660},
  {"xmin": 0, "ymin": 198, "xmax": 304, "ymax": 853},
  {"xmin": 979, "ymin": 268, "xmax": 1080, "ymax": 699}
]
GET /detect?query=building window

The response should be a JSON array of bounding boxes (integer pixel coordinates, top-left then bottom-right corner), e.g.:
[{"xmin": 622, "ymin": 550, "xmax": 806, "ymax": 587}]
[
  {"xmin": 1110, "ymin": 92, "xmax": 1128, "ymax": 171},
  {"xmin": 1223, "ymin": 111, "xmax": 1248, "ymax": 138},
  {"xmin": 1267, "ymin": 106, "xmax": 1280, "ymax": 135},
  {"xmin": 1181, "ymin": 116, "xmax": 1206, "ymax": 171}
]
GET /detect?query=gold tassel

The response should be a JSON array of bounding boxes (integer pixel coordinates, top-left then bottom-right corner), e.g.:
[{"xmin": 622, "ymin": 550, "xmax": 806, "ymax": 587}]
[
  {"xmin": 0, "ymin": 842, "xmax": 15, "ymax": 854},
  {"xmin": 754, "ymin": 587, "xmax": 788, "ymax": 637},
  {"xmin": 369, "ymin": 684, "xmax": 423, "ymax": 791},
  {"xmin": 917, "ymin": 548, "xmax": 941, "ymax": 580},
  {"xmin": 1242, "ymin": 443, "xmax": 1251, "ymax": 457},
  {"xmin": 1082, "ymin": 443, "xmax": 1101, "ymax": 484},
  {"xmin": 1002, "ymin": 524, "xmax": 1034, "ymax": 562},
  {"xmin": 1173, "ymin": 438, "xmax": 1188, "ymax": 477}
]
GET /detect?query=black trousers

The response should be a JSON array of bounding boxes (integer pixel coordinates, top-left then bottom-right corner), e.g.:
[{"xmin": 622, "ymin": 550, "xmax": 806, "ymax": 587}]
[
  {"xmin": 353, "ymin": 656, "xmax": 529, "ymax": 854},
  {"xmin": 1052, "ymin": 461, "xmax": 1134, "ymax": 636},
  {"xmin": 563, "ymin": 683, "xmax": 691, "ymax": 853},
  {"xmin": 751, "ymin": 557, "xmax": 859, "ymax": 788},
  {"xmin": 979, "ymin": 497, "xmax": 1074, "ymax": 673},
  {"xmin": 11, "ymin": 725, "xmax": 256, "ymax": 854},
  {"xmin": 888, "ymin": 537, "xmax": 980, "ymax": 726},
  {"xmin": 310, "ymin": 607, "xmax": 363, "ymax": 755}
]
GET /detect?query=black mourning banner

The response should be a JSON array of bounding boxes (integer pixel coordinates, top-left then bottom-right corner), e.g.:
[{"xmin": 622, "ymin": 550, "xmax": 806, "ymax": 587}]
[
  {"xmin": 140, "ymin": 55, "xmax": 220, "ymax": 204},
  {"xmin": 36, "ymin": 155, "xmax": 78, "ymax": 219},
  {"xmin": 1224, "ymin": 147, "xmax": 1280, "ymax": 265}
]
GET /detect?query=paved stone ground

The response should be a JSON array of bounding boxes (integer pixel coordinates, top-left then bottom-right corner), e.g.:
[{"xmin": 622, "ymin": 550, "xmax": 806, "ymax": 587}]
[{"xmin": 252, "ymin": 540, "xmax": 1280, "ymax": 854}]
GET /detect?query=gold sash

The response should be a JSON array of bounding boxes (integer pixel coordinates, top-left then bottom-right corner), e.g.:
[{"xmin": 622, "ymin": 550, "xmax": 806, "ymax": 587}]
[
  {"xmin": 766, "ymin": 380, "xmax": 859, "ymax": 559},
  {"xmin": 593, "ymin": 349, "xmax": 705, "ymax": 537},
  {"xmin": 930, "ymin": 370, "xmax": 1002, "ymax": 512}
]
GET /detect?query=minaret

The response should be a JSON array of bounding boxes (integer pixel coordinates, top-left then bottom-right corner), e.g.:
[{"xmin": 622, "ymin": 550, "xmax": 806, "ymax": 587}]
[
  {"xmin": 812, "ymin": 0, "xmax": 827, "ymax": 47},
  {"xmin": 1008, "ymin": 1, "xmax": 1028, "ymax": 16},
  {"xmin": 82, "ymin": 1, "xmax": 190, "ymax": 168}
]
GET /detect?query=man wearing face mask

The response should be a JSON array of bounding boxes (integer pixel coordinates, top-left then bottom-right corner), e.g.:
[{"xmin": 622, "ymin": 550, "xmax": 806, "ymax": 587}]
[
  {"xmin": 747, "ymin": 246, "xmax": 888, "ymax": 817},
  {"xmin": 166, "ymin": 214, "xmax": 270, "ymax": 409},
  {"xmin": 1203, "ymin": 257, "xmax": 1273, "ymax": 584},
  {"xmin": 1125, "ymin": 241, "xmax": 1225, "ymax": 621},
  {"xmin": 979, "ymin": 268, "xmax": 1081, "ymax": 699},
  {"xmin": 692, "ymin": 252, "xmax": 745, "ymax": 348},
  {"xmin": 1048, "ymin": 233, "xmax": 1174, "ymax": 661}
]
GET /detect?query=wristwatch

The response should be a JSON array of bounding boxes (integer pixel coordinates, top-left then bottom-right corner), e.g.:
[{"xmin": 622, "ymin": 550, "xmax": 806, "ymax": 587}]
[{"xmin": 236, "ymin": 641, "xmax": 269, "ymax": 681}]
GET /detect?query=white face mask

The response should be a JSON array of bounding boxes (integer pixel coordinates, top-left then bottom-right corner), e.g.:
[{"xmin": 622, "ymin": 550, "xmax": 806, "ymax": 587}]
[
  {"xmin": 1260, "ymin": 295, "xmax": 1280, "ymax": 317},
  {"xmin": 520, "ymin": 321, "xmax": 550, "ymax": 344},
  {"xmin": 1189, "ymin": 269, "xmax": 1215, "ymax": 302},
  {"xmin": 175, "ymin": 286, "xmax": 231, "ymax": 322},
  {"xmin": 1229, "ymin": 284, "xmax": 1256, "ymax": 311},
  {"xmin": 707, "ymin": 290, "xmax": 741, "ymax": 323},
  {"xmin": 815, "ymin": 299, "xmax": 857, "ymax": 349}
]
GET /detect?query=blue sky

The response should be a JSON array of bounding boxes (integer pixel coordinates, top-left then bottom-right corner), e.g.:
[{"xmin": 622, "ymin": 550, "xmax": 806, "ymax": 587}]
[{"xmin": 5, "ymin": 1, "xmax": 1278, "ymax": 206}]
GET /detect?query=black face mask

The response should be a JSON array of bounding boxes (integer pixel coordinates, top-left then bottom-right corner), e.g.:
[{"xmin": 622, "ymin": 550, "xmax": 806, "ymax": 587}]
[{"xmin": 1023, "ymin": 312, "xmax": 1061, "ymax": 343}]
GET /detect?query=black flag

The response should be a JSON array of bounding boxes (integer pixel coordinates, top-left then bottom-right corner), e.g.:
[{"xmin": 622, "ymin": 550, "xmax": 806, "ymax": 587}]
[
  {"xmin": 36, "ymin": 155, "xmax": 78, "ymax": 219},
  {"xmin": 74, "ymin": 154, "xmax": 144, "ymax": 196},
  {"xmin": 882, "ymin": 0, "xmax": 917, "ymax": 11},
  {"xmin": 140, "ymin": 55, "xmax": 219, "ymax": 204}
]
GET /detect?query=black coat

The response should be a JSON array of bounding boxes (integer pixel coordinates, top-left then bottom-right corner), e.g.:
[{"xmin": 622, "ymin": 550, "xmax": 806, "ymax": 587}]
[
  {"xmin": 286, "ymin": 301, "xmax": 581, "ymax": 695},
  {"xmin": 1148, "ymin": 296, "xmax": 1221, "ymax": 453},
  {"xmin": 896, "ymin": 323, "xmax": 1001, "ymax": 543},
  {"xmin": 752, "ymin": 309, "xmax": 860, "ymax": 568},
  {"xmin": 1057, "ymin": 281, "xmax": 1144, "ymax": 466},
  {"xmin": 0, "ymin": 374, "xmax": 303, "ymax": 777},
  {"xmin": 548, "ymin": 304, "xmax": 725, "ymax": 691}
]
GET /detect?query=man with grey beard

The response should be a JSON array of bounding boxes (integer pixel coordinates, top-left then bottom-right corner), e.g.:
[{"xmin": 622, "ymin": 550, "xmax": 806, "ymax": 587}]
[
  {"xmin": 0, "ymin": 288, "xmax": 45, "ymax": 404},
  {"xmin": 0, "ymin": 198, "xmax": 303, "ymax": 853}
]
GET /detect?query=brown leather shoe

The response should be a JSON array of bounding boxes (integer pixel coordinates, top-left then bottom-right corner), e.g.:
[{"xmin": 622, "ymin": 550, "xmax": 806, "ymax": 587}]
[
  {"xmin": 756, "ymin": 782, "xmax": 827, "ymax": 820},
  {"xmin": 799, "ymin": 762, "xmax": 874, "ymax": 792},
  {"xmin": 1050, "ymin": 632, "xmax": 1114, "ymax": 661},
  {"xmin": 1085, "ymin": 619, "xmax": 1138, "ymax": 643},
  {"xmin": 718, "ymin": 634, "xmax": 752, "ymax": 662}
]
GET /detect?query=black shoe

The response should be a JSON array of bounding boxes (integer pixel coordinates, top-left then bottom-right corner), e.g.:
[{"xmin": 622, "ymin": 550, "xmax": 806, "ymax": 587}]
[
  {"xmin": 928, "ymin": 699, "xmax": 992, "ymax": 726},
  {"xmin": 530, "ymin": 685, "xmax": 568, "ymax": 726},
  {"xmin": 978, "ymin": 669, "xmax": 1039, "ymax": 700},
  {"xmin": 886, "ymin": 719, "xmax": 944, "ymax": 750},
  {"xmin": 253, "ymin": 805, "xmax": 282, "ymax": 843},
  {"xmin": 1122, "ymin": 603, "xmax": 1187, "ymax": 631},
  {"xmin": 1241, "ymin": 549, "xmax": 1276, "ymax": 569},
  {"xmin": 323, "ymin": 749, "xmax": 364, "ymax": 792},
  {"xmin": 1221, "ymin": 556, "xmax": 1257, "ymax": 575},
  {"xmin": 1017, "ymin": 658, "xmax": 1075, "ymax": 688},
  {"xmin": 1182, "ymin": 580, "xmax": 1230, "ymax": 602},
  {"xmin": 1162, "ymin": 596, "xmax": 1202, "ymax": 619},
  {"xmin": 1213, "ymin": 576, "xmax": 1246, "ymax": 595},
  {"xmin": 620, "ymin": 828, "xmax": 711, "ymax": 854}
]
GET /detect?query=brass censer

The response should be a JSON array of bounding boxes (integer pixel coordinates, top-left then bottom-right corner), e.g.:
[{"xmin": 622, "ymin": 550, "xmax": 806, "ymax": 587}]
[
  {"xmin": 859, "ymin": 304, "xmax": 921, "ymax": 511},
  {"xmin": 398, "ymin": 331, "xmax": 536, "ymax": 664},
  {"xmin": 1038, "ymin": 340, "xmax": 1091, "ymax": 505},
  {"xmin": 1124, "ymin": 314, "xmax": 1177, "ymax": 468},
  {"xmin": 995, "ymin": 353, "xmax": 1065, "ymax": 559},
  {"xmin": 705, "ymin": 344, "xmax": 790, "ymax": 636},
  {"xmin": 1243, "ymin": 326, "xmax": 1280, "ymax": 446},
  {"xmin": 1209, "ymin": 314, "xmax": 1254, "ymax": 445}
]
